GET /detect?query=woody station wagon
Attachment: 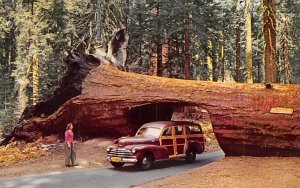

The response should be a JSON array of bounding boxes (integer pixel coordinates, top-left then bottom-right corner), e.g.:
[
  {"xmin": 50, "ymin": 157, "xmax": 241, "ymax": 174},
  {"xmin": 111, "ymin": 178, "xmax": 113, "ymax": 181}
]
[{"xmin": 106, "ymin": 121, "xmax": 205, "ymax": 170}]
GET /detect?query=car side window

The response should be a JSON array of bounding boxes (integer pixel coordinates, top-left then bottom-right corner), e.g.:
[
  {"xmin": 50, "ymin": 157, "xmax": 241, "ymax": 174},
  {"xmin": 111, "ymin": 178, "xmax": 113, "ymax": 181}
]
[
  {"xmin": 174, "ymin": 126, "xmax": 184, "ymax": 135},
  {"xmin": 185, "ymin": 126, "xmax": 191, "ymax": 135},
  {"xmin": 189, "ymin": 125, "xmax": 202, "ymax": 134},
  {"xmin": 162, "ymin": 127, "xmax": 172, "ymax": 136},
  {"xmin": 136, "ymin": 128, "xmax": 147, "ymax": 136}
]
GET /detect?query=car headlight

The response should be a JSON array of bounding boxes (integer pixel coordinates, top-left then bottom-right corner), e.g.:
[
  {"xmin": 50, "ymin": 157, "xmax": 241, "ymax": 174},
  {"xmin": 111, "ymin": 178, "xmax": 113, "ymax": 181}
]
[
  {"xmin": 107, "ymin": 147, "xmax": 111, "ymax": 152},
  {"xmin": 132, "ymin": 148, "xmax": 136, "ymax": 153}
]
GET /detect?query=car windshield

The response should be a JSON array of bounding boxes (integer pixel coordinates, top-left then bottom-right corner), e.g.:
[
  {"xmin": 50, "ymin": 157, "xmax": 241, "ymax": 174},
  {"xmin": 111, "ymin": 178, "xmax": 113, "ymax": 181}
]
[{"xmin": 136, "ymin": 127, "xmax": 161, "ymax": 137}]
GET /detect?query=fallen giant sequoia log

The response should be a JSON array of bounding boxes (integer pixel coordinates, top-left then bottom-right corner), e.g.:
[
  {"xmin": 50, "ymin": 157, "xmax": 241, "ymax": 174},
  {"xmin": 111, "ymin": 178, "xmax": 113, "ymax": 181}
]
[
  {"xmin": 3, "ymin": 63, "xmax": 299, "ymax": 157},
  {"xmin": 2, "ymin": 30, "xmax": 300, "ymax": 157}
]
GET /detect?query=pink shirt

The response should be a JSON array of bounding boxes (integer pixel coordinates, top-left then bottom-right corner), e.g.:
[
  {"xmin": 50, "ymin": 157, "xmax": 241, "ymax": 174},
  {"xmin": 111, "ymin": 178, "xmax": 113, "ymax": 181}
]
[{"xmin": 65, "ymin": 130, "xmax": 74, "ymax": 143}]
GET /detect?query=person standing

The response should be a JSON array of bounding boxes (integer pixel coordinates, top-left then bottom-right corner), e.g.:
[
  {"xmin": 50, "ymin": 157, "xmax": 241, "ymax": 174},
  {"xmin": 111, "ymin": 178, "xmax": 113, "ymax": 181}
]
[{"xmin": 65, "ymin": 123, "xmax": 78, "ymax": 166}]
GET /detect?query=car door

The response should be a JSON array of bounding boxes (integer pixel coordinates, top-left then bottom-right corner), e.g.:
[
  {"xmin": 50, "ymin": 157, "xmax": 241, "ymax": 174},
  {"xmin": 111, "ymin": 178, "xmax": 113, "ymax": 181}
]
[
  {"xmin": 186, "ymin": 124, "xmax": 204, "ymax": 143},
  {"xmin": 160, "ymin": 126, "xmax": 174, "ymax": 156},
  {"xmin": 174, "ymin": 126, "xmax": 185, "ymax": 155}
]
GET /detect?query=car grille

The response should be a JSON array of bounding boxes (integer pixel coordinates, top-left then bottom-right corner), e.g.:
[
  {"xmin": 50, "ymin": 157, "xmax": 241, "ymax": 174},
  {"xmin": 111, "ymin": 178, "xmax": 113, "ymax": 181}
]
[{"xmin": 107, "ymin": 148, "xmax": 134, "ymax": 157}]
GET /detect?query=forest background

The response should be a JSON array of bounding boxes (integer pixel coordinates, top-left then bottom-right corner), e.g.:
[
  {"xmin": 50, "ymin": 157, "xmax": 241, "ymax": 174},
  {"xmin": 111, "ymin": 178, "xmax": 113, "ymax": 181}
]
[{"xmin": 0, "ymin": 0, "xmax": 300, "ymax": 139}]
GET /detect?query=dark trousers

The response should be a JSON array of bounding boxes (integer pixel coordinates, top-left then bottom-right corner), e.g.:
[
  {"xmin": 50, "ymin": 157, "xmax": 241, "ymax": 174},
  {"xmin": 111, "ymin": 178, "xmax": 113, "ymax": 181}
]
[{"xmin": 65, "ymin": 142, "xmax": 76, "ymax": 165}]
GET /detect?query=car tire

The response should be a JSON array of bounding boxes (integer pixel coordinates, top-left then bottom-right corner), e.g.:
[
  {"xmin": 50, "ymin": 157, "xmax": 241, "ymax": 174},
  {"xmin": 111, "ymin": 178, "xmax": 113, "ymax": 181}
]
[
  {"xmin": 110, "ymin": 161, "xmax": 125, "ymax": 168},
  {"xmin": 185, "ymin": 149, "xmax": 196, "ymax": 163},
  {"xmin": 139, "ymin": 154, "xmax": 154, "ymax": 171}
]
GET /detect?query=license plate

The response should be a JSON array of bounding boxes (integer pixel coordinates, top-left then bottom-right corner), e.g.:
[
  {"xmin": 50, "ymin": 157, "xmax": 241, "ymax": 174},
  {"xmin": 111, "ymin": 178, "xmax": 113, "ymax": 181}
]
[{"xmin": 111, "ymin": 157, "xmax": 121, "ymax": 162}]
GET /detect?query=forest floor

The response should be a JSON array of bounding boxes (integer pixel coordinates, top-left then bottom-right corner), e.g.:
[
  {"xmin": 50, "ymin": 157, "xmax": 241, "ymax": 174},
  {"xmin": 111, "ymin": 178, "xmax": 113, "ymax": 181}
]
[
  {"xmin": 0, "ymin": 134, "xmax": 220, "ymax": 179},
  {"xmin": 0, "ymin": 137, "xmax": 113, "ymax": 178},
  {"xmin": 0, "ymin": 121, "xmax": 221, "ymax": 178},
  {"xmin": 0, "ymin": 129, "xmax": 299, "ymax": 188}
]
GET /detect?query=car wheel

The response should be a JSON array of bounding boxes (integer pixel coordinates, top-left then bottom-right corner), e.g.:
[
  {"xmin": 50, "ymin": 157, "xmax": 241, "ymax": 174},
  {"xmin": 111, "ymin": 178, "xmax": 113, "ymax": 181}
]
[
  {"xmin": 110, "ymin": 161, "xmax": 125, "ymax": 168},
  {"xmin": 185, "ymin": 149, "xmax": 196, "ymax": 163},
  {"xmin": 139, "ymin": 154, "xmax": 154, "ymax": 171}
]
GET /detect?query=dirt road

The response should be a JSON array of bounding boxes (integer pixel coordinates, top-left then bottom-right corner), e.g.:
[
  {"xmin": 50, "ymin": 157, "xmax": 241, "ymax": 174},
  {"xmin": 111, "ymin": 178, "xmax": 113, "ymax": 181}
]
[{"xmin": 0, "ymin": 151, "xmax": 224, "ymax": 188}]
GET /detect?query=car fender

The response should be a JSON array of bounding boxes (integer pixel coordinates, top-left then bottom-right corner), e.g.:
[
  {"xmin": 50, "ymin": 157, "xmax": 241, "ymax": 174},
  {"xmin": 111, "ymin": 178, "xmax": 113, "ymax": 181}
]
[
  {"xmin": 126, "ymin": 144, "xmax": 169, "ymax": 161},
  {"xmin": 186, "ymin": 140, "xmax": 204, "ymax": 154}
]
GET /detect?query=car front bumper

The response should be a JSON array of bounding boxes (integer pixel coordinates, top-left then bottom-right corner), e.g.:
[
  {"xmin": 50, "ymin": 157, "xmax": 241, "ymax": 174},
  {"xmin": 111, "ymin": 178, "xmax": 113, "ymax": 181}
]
[{"xmin": 107, "ymin": 156, "xmax": 138, "ymax": 163}]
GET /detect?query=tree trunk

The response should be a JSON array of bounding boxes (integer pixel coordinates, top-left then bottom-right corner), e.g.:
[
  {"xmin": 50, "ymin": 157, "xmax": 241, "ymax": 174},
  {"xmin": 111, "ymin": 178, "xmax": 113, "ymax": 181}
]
[
  {"xmin": 149, "ymin": 47, "xmax": 157, "ymax": 76},
  {"xmin": 235, "ymin": 28, "xmax": 241, "ymax": 83},
  {"xmin": 32, "ymin": 54, "xmax": 39, "ymax": 105},
  {"xmin": 282, "ymin": 38, "xmax": 290, "ymax": 84},
  {"xmin": 157, "ymin": 43, "xmax": 163, "ymax": 77},
  {"xmin": 213, "ymin": 46, "xmax": 218, "ymax": 82},
  {"xmin": 32, "ymin": 30, "xmax": 39, "ymax": 105},
  {"xmin": 96, "ymin": 0, "xmax": 102, "ymax": 43},
  {"xmin": 221, "ymin": 23, "xmax": 225, "ymax": 82},
  {"xmin": 125, "ymin": 0, "xmax": 129, "ymax": 28},
  {"xmin": 17, "ymin": 77, "xmax": 29, "ymax": 116},
  {"xmin": 245, "ymin": 0, "xmax": 253, "ymax": 83},
  {"xmin": 255, "ymin": 33, "xmax": 262, "ymax": 83},
  {"xmin": 167, "ymin": 36, "xmax": 174, "ymax": 77},
  {"xmin": 156, "ymin": 2, "xmax": 163, "ymax": 77},
  {"xmin": 207, "ymin": 40, "xmax": 213, "ymax": 81},
  {"xmin": 263, "ymin": 0, "xmax": 277, "ymax": 83},
  {"xmin": 235, "ymin": 0, "xmax": 241, "ymax": 83},
  {"xmin": 184, "ymin": 18, "xmax": 190, "ymax": 80},
  {"xmin": 3, "ymin": 61, "xmax": 300, "ymax": 157}
]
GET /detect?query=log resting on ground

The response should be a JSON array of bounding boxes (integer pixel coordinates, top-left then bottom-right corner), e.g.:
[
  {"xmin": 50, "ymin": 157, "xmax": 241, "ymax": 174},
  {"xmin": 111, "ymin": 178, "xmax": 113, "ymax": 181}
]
[
  {"xmin": 2, "ymin": 28, "xmax": 299, "ymax": 156},
  {"xmin": 4, "ymin": 62, "xmax": 300, "ymax": 157}
]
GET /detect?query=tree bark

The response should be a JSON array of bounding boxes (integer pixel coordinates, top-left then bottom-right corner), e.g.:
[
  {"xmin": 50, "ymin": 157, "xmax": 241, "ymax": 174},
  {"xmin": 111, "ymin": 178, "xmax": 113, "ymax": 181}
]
[
  {"xmin": 156, "ymin": 2, "xmax": 163, "ymax": 77},
  {"xmin": 96, "ymin": 0, "xmax": 102, "ymax": 43},
  {"xmin": 235, "ymin": 0, "xmax": 241, "ymax": 83},
  {"xmin": 157, "ymin": 43, "xmax": 163, "ymax": 76},
  {"xmin": 32, "ymin": 55, "xmax": 39, "ymax": 105},
  {"xmin": 3, "ymin": 61, "xmax": 300, "ymax": 157},
  {"xmin": 184, "ymin": 17, "xmax": 190, "ymax": 80},
  {"xmin": 282, "ymin": 37, "xmax": 290, "ymax": 84},
  {"xmin": 183, "ymin": 1, "xmax": 191, "ymax": 80},
  {"xmin": 207, "ymin": 40, "xmax": 213, "ymax": 81},
  {"xmin": 221, "ymin": 22, "xmax": 225, "ymax": 82},
  {"xmin": 263, "ymin": 0, "xmax": 277, "ymax": 83},
  {"xmin": 235, "ymin": 25, "xmax": 241, "ymax": 83},
  {"xmin": 167, "ymin": 36, "xmax": 174, "ymax": 77},
  {"xmin": 245, "ymin": 0, "xmax": 253, "ymax": 83}
]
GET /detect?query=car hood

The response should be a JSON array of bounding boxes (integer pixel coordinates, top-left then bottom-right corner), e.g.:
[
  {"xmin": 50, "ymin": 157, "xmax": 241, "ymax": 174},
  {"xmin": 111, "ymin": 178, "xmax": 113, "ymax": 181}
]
[{"xmin": 117, "ymin": 136, "xmax": 158, "ymax": 147}]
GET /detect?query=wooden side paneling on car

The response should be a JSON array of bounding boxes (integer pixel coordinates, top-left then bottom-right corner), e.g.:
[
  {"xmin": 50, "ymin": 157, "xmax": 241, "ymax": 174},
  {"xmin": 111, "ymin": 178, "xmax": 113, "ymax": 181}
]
[
  {"xmin": 160, "ymin": 126, "xmax": 175, "ymax": 156},
  {"xmin": 174, "ymin": 126, "xmax": 185, "ymax": 155},
  {"xmin": 161, "ymin": 139, "xmax": 173, "ymax": 145},
  {"xmin": 160, "ymin": 124, "xmax": 204, "ymax": 157},
  {"xmin": 166, "ymin": 146, "xmax": 174, "ymax": 155},
  {"xmin": 177, "ymin": 145, "xmax": 185, "ymax": 154},
  {"xmin": 176, "ymin": 138, "xmax": 185, "ymax": 144},
  {"xmin": 160, "ymin": 127, "xmax": 175, "ymax": 156},
  {"xmin": 185, "ymin": 125, "xmax": 204, "ymax": 145}
]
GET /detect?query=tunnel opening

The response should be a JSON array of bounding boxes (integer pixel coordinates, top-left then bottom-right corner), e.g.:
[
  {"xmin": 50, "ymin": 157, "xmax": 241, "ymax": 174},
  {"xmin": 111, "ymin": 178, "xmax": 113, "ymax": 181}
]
[
  {"xmin": 126, "ymin": 103, "xmax": 221, "ymax": 152},
  {"xmin": 126, "ymin": 102, "xmax": 180, "ymax": 133},
  {"xmin": 127, "ymin": 103, "xmax": 175, "ymax": 125},
  {"xmin": 171, "ymin": 106, "xmax": 222, "ymax": 152}
]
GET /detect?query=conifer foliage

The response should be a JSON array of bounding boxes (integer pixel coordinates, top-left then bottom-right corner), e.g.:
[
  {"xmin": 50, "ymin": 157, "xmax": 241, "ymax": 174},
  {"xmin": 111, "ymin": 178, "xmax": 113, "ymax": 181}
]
[{"xmin": 1, "ymin": 0, "xmax": 300, "ymax": 138}]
